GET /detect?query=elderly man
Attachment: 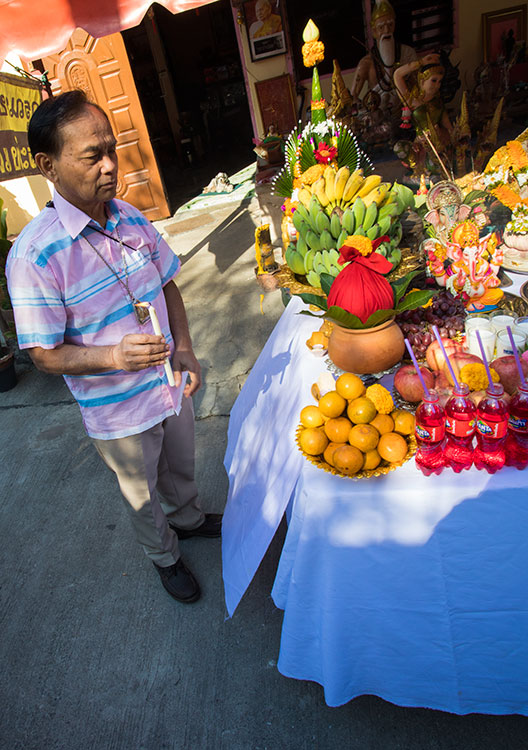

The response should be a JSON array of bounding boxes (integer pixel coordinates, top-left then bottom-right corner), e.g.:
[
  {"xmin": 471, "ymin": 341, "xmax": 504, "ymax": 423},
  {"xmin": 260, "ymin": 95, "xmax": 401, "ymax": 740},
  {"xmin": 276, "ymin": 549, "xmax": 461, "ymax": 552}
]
[
  {"xmin": 351, "ymin": 0, "xmax": 417, "ymax": 112},
  {"xmin": 6, "ymin": 90, "xmax": 221, "ymax": 604}
]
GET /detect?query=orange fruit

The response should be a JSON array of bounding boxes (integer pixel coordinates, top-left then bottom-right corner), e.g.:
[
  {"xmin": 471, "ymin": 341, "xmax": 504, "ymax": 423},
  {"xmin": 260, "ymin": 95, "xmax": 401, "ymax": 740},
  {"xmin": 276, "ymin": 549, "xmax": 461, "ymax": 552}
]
[
  {"xmin": 318, "ymin": 390, "xmax": 347, "ymax": 418},
  {"xmin": 323, "ymin": 441, "xmax": 341, "ymax": 466},
  {"xmin": 392, "ymin": 409, "xmax": 415, "ymax": 436},
  {"xmin": 377, "ymin": 432, "xmax": 408, "ymax": 463},
  {"xmin": 333, "ymin": 445, "xmax": 364, "ymax": 476},
  {"xmin": 300, "ymin": 404, "xmax": 324, "ymax": 428},
  {"xmin": 347, "ymin": 396, "xmax": 377, "ymax": 424},
  {"xmin": 349, "ymin": 423, "xmax": 380, "ymax": 452},
  {"xmin": 336, "ymin": 373, "xmax": 366, "ymax": 401},
  {"xmin": 299, "ymin": 427, "xmax": 329, "ymax": 456},
  {"xmin": 370, "ymin": 413, "xmax": 394, "ymax": 435},
  {"xmin": 324, "ymin": 416, "xmax": 353, "ymax": 443},
  {"xmin": 362, "ymin": 449, "xmax": 381, "ymax": 470}
]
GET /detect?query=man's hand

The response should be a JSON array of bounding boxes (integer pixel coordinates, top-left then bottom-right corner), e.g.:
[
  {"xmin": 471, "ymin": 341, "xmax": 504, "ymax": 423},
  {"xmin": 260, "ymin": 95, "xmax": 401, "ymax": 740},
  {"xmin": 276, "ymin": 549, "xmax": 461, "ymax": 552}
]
[
  {"xmin": 171, "ymin": 348, "xmax": 202, "ymax": 397},
  {"xmin": 112, "ymin": 333, "xmax": 170, "ymax": 372}
]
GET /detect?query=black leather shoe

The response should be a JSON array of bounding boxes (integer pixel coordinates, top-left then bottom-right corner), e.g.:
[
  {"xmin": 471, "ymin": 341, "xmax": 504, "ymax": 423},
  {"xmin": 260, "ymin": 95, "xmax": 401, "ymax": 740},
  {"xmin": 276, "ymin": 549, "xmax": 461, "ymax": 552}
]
[
  {"xmin": 169, "ymin": 513, "xmax": 223, "ymax": 540},
  {"xmin": 154, "ymin": 558, "xmax": 200, "ymax": 603}
]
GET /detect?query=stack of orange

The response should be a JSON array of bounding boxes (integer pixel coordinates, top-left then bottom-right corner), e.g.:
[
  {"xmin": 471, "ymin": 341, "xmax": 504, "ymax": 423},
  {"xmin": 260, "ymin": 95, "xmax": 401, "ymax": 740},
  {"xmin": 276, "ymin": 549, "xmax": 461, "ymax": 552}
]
[{"xmin": 298, "ymin": 373, "xmax": 415, "ymax": 477}]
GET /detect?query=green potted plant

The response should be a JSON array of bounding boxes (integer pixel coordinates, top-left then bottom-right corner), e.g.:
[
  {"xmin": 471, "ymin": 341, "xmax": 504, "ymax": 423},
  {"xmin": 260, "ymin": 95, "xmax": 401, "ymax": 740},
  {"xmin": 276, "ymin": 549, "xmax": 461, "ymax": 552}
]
[{"xmin": 0, "ymin": 198, "xmax": 17, "ymax": 391}]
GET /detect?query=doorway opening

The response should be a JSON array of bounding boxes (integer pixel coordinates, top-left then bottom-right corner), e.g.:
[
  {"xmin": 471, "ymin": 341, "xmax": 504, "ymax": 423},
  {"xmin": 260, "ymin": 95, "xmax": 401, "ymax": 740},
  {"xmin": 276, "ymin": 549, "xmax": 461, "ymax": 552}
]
[{"xmin": 123, "ymin": 0, "xmax": 254, "ymax": 212}]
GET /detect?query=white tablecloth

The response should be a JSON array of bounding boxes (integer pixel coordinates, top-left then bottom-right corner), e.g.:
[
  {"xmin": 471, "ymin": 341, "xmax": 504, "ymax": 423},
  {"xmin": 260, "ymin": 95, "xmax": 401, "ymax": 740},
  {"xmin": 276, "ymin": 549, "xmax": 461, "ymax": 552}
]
[{"xmin": 222, "ymin": 293, "xmax": 528, "ymax": 713}]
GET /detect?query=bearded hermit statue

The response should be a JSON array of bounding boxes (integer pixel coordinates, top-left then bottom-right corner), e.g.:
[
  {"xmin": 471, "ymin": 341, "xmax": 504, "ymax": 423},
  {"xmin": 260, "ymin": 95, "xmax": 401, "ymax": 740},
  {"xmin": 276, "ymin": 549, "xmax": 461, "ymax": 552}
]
[{"xmin": 350, "ymin": 0, "xmax": 417, "ymax": 116}]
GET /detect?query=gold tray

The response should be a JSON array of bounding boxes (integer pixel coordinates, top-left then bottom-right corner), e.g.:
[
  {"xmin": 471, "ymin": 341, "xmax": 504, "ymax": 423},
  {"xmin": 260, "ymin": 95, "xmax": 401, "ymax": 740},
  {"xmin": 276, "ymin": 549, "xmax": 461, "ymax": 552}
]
[
  {"xmin": 296, "ymin": 425, "xmax": 417, "ymax": 480},
  {"xmin": 497, "ymin": 291, "xmax": 528, "ymax": 317}
]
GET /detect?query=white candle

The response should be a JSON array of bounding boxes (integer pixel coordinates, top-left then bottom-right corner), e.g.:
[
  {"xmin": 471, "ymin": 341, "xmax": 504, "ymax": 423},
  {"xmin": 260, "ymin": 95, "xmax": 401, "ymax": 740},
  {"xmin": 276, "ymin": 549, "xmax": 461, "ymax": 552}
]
[{"xmin": 148, "ymin": 303, "xmax": 176, "ymax": 387}]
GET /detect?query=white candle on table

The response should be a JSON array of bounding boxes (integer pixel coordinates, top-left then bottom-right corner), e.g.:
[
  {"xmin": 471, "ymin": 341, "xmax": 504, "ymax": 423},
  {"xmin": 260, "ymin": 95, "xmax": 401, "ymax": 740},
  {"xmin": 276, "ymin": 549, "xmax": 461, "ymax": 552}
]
[{"xmin": 148, "ymin": 303, "xmax": 176, "ymax": 387}]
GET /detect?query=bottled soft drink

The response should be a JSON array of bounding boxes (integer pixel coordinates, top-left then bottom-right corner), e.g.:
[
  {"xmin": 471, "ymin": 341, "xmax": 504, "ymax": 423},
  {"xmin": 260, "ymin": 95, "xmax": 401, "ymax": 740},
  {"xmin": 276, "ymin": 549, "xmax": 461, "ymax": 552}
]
[
  {"xmin": 473, "ymin": 383, "xmax": 509, "ymax": 474},
  {"xmin": 415, "ymin": 389, "xmax": 445, "ymax": 476},
  {"xmin": 505, "ymin": 383, "xmax": 528, "ymax": 470},
  {"xmin": 444, "ymin": 382, "xmax": 476, "ymax": 472}
]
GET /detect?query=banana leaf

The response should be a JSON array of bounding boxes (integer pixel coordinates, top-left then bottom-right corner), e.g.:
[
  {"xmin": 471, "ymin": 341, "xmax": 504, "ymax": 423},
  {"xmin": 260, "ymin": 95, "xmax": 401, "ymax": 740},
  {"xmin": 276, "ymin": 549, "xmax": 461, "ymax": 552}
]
[{"xmin": 298, "ymin": 292, "xmax": 328, "ymax": 310}]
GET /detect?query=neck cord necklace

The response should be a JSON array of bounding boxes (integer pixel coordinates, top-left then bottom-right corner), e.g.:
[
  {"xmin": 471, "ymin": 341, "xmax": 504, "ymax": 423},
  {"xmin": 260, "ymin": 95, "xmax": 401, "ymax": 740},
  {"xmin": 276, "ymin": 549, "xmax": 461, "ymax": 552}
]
[{"xmin": 81, "ymin": 224, "xmax": 150, "ymax": 324}]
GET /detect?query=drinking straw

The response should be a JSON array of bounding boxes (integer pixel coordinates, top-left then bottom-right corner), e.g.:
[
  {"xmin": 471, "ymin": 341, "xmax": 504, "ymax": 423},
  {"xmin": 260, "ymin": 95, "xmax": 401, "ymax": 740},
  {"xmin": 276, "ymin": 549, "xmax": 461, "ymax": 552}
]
[
  {"xmin": 431, "ymin": 325, "xmax": 460, "ymax": 390},
  {"xmin": 506, "ymin": 325, "xmax": 527, "ymax": 387},
  {"xmin": 474, "ymin": 329, "xmax": 493, "ymax": 388},
  {"xmin": 404, "ymin": 338, "xmax": 430, "ymax": 397}
]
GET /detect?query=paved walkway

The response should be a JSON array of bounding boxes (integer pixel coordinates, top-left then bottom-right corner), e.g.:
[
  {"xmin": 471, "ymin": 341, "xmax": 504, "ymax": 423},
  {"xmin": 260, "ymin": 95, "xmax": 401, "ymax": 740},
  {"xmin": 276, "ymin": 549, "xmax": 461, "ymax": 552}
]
[{"xmin": 1, "ymin": 177, "xmax": 527, "ymax": 749}]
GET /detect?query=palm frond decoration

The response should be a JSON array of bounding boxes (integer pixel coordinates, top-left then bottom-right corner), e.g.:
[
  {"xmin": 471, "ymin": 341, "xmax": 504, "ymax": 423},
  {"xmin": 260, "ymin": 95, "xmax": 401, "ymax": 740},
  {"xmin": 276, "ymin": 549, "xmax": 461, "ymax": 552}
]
[
  {"xmin": 299, "ymin": 140, "xmax": 317, "ymax": 172},
  {"xmin": 272, "ymin": 166, "xmax": 294, "ymax": 198}
]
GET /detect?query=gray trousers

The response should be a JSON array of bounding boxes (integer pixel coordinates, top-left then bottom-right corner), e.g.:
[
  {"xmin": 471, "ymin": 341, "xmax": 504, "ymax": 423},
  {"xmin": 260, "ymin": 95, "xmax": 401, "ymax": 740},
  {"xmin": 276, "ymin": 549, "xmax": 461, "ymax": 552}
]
[{"xmin": 93, "ymin": 396, "xmax": 204, "ymax": 567}]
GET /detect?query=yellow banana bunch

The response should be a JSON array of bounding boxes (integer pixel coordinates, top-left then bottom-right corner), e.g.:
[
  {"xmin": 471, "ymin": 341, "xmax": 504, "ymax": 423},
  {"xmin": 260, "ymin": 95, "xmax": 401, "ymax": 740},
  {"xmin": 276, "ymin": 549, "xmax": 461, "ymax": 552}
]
[
  {"xmin": 362, "ymin": 182, "xmax": 391, "ymax": 208},
  {"xmin": 342, "ymin": 169, "xmax": 364, "ymax": 203},
  {"xmin": 298, "ymin": 188, "xmax": 313, "ymax": 208},
  {"xmin": 323, "ymin": 166, "xmax": 337, "ymax": 203},
  {"xmin": 333, "ymin": 166, "xmax": 351, "ymax": 203},
  {"xmin": 356, "ymin": 174, "xmax": 382, "ymax": 199},
  {"xmin": 312, "ymin": 177, "xmax": 330, "ymax": 208}
]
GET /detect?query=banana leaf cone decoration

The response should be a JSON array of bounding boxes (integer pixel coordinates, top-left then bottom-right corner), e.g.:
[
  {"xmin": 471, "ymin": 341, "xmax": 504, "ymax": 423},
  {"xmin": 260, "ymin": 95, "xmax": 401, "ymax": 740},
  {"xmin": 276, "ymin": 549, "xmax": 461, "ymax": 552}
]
[{"xmin": 302, "ymin": 19, "xmax": 326, "ymax": 125}]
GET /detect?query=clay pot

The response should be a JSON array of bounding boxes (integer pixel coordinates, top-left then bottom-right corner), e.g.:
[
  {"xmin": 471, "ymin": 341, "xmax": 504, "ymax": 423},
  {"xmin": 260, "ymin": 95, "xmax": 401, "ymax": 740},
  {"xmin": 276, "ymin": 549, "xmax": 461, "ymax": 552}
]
[{"xmin": 328, "ymin": 317, "xmax": 405, "ymax": 374}]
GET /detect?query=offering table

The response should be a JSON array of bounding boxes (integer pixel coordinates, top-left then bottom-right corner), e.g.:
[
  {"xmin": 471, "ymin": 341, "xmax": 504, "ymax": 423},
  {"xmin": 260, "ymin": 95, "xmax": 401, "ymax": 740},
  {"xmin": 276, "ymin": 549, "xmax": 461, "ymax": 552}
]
[{"xmin": 222, "ymin": 295, "xmax": 528, "ymax": 713}]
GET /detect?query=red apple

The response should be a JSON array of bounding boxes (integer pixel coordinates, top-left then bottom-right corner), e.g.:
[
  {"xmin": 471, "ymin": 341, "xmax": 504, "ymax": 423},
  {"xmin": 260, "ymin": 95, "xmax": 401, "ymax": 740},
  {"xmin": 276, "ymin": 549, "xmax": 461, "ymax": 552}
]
[
  {"xmin": 394, "ymin": 364, "xmax": 435, "ymax": 403},
  {"xmin": 442, "ymin": 353, "xmax": 482, "ymax": 385},
  {"xmin": 425, "ymin": 337, "xmax": 464, "ymax": 372},
  {"xmin": 491, "ymin": 355, "xmax": 528, "ymax": 395}
]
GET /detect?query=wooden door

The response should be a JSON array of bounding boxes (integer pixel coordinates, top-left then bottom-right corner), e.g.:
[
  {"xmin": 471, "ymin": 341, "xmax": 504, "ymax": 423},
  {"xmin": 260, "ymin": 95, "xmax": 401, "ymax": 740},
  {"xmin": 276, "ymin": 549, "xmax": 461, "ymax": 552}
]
[{"xmin": 41, "ymin": 29, "xmax": 170, "ymax": 221}]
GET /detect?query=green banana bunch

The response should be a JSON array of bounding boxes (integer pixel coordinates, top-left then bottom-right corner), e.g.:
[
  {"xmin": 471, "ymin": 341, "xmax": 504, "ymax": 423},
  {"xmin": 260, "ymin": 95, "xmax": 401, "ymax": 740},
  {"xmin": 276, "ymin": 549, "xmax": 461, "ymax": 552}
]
[
  {"xmin": 285, "ymin": 244, "xmax": 305, "ymax": 275},
  {"xmin": 362, "ymin": 201, "xmax": 378, "ymax": 232}
]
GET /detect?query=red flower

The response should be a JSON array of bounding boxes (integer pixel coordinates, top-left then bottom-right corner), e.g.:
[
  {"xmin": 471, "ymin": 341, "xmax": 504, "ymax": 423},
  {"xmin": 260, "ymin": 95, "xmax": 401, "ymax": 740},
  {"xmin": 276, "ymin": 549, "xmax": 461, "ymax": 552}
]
[{"xmin": 314, "ymin": 142, "xmax": 338, "ymax": 164}]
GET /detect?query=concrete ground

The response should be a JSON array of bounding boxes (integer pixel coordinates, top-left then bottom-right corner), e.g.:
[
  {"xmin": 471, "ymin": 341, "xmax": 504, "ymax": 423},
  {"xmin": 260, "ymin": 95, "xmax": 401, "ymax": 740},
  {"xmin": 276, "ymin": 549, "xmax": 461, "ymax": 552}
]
[{"xmin": 1, "ymin": 177, "xmax": 527, "ymax": 749}]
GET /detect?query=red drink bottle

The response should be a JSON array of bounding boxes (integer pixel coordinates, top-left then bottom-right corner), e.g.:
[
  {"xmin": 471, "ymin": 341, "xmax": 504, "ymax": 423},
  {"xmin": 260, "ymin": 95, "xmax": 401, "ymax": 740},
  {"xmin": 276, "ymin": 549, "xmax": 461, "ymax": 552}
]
[
  {"xmin": 505, "ymin": 383, "xmax": 528, "ymax": 470},
  {"xmin": 473, "ymin": 383, "xmax": 509, "ymax": 474},
  {"xmin": 415, "ymin": 390, "xmax": 445, "ymax": 476},
  {"xmin": 444, "ymin": 382, "xmax": 476, "ymax": 472}
]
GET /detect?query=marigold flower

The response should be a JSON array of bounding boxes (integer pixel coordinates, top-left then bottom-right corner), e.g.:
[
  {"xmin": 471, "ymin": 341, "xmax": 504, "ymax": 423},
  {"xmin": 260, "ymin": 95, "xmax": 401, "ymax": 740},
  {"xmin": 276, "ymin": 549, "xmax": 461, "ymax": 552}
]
[
  {"xmin": 459, "ymin": 363, "xmax": 500, "ymax": 391},
  {"xmin": 302, "ymin": 40, "xmax": 325, "ymax": 68},
  {"xmin": 365, "ymin": 384, "xmax": 394, "ymax": 414},
  {"xmin": 300, "ymin": 164, "xmax": 325, "ymax": 185},
  {"xmin": 344, "ymin": 235, "xmax": 373, "ymax": 256}
]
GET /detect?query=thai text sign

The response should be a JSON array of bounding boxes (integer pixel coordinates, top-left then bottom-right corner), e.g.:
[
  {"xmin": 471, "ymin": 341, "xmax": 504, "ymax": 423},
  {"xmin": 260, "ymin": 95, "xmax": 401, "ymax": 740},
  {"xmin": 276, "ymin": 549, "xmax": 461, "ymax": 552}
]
[{"xmin": 0, "ymin": 72, "xmax": 42, "ymax": 180}]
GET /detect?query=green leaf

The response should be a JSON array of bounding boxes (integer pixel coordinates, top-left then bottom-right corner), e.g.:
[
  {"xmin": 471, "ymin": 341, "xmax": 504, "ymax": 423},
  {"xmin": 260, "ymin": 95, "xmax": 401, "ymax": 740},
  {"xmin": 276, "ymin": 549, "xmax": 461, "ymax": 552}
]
[
  {"xmin": 362, "ymin": 308, "xmax": 398, "ymax": 328},
  {"xmin": 390, "ymin": 269, "xmax": 423, "ymax": 304},
  {"xmin": 299, "ymin": 140, "xmax": 317, "ymax": 172},
  {"xmin": 396, "ymin": 289, "xmax": 437, "ymax": 312},
  {"xmin": 336, "ymin": 128, "xmax": 360, "ymax": 172},
  {"xmin": 319, "ymin": 272, "xmax": 334, "ymax": 297},
  {"xmin": 463, "ymin": 190, "xmax": 489, "ymax": 205},
  {"xmin": 297, "ymin": 292, "xmax": 328, "ymax": 311},
  {"xmin": 324, "ymin": 306, "xmax": 366, "ymax": 329},
  {"xmin": 272, "ymin": 168, "xmax": 294, "ymax": 199},
  {"xmin": 298, "ymin": 309, "xmax": 327, "ymax": 322}
]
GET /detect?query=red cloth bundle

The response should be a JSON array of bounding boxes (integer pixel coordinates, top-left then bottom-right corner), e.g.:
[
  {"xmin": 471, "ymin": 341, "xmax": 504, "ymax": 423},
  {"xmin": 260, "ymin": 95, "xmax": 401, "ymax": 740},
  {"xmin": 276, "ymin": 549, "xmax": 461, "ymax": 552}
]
[{"xmin": 327, "ymin": 242, "xmax": 394, "ymax": 324}]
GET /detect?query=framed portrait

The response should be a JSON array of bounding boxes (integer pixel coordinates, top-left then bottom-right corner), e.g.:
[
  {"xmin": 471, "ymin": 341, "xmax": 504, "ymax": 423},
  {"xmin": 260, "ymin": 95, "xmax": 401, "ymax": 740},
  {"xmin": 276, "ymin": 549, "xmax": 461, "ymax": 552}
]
[
  {"xmin": 482, "ymin": 5, "xmax": 527, "ymax": 62},
  {"xmin": 243, "ymin": 0, "xmax": 286, "ymax": 62}
]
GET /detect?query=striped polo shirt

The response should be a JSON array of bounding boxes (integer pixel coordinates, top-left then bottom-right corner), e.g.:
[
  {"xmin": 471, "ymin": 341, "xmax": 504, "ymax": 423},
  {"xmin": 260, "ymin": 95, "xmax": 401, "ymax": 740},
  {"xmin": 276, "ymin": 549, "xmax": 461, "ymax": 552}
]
[{"xmin": 6, "ymin": 191, "xmax": 186, "ymax": 440}]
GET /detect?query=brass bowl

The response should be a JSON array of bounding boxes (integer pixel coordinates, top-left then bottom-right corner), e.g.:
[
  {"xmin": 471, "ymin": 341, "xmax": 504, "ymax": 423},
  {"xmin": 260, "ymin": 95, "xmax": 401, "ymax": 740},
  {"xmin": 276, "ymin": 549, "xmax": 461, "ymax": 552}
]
[{"xmin": 296, "ymin": 425, "xmax": 417, "ymax": 480}]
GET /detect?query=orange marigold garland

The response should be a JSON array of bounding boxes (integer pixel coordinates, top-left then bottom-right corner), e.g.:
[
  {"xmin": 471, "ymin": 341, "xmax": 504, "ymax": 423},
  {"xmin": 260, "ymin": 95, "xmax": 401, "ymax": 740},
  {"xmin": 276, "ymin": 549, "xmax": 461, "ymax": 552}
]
[{"xmin": 302, "ymin": 40, "xmax": 325, "ymax": 67}]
